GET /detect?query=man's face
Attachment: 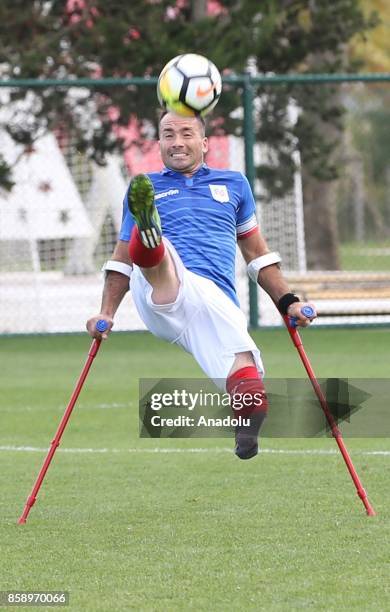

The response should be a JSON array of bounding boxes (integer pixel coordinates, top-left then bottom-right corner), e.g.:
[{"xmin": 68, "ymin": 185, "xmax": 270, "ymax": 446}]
[{"xmin": 159, "ymin": 112, "xmax": 208, "ymax": 176}]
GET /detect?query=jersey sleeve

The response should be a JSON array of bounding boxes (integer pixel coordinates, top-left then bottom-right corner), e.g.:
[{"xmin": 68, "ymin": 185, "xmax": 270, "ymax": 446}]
[
  {"xmin": 119, "ymin": 186, "xmax": 135, "ymax": 241},
  {"xmin": 236, "ymin": 174, "xmax": 258, "ymax": 240}
]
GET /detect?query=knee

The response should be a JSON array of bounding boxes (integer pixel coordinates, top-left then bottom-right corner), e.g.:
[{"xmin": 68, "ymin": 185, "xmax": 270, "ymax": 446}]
[
  {"xmin": 150, "ymin": 285, "xmax": 180, "ymax": 305},
  {"xmin": 145, "ymin": 253, "xmax": 180, "ymax": 304}
]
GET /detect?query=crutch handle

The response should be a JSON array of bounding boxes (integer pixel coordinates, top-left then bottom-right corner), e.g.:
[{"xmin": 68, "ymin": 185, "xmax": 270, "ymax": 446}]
[
  {"xmin": 289, "ymin": 305, "xmax": 315, "ymax": 328},
  {"xmin": 96, "ymin": 319, "xmax": 109, "ymax": 332}
]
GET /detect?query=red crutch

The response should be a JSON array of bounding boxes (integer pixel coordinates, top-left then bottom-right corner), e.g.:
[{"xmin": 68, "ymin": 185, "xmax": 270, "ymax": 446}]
[
  {"xmin": 284, "ymin": 306, "xmax": 376, "ymax": 516},
  {"xmin": 18, "ymin": 321, "xmax": 108, "ymax": 524}
]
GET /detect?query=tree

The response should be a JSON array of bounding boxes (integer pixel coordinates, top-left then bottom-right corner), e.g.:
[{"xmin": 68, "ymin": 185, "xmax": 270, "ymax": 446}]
[
  {"xmin": 345, "ymin": 0, "xmax": 390, "ymax": 242},
  {"xmin": 350, "ymin": 0, "xmax": 390, "ymax": 72},
  {"xmin": 227, "ymin": 0, "xmax": 378, "ymax": 268},
  {"xmin": 0, "ymin": 0, "xmax": 379, "ymax": 266}
]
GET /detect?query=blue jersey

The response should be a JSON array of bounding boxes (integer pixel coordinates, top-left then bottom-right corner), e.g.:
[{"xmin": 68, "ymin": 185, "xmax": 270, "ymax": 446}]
[{"xmin": 120, "ymin": 164, "xmax": 258, "ymax": 306}]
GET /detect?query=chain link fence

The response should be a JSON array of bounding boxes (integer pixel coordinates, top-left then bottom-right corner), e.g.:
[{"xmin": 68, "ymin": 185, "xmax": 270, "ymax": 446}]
[{"xmin": 0, "ymin": 75, "xmax": 389, "ymax": 333}]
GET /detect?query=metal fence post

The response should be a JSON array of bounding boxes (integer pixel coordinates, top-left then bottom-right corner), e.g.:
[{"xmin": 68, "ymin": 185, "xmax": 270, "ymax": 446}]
[{"xmin": 242, "ymin": 74, "xmax": 259, "ymax": 329}]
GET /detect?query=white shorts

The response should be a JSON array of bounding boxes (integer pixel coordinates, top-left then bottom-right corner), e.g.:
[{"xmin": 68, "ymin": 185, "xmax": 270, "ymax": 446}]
[{"xmin": 130, "ymin": 239, "xmax": 264, "ymax": 389}]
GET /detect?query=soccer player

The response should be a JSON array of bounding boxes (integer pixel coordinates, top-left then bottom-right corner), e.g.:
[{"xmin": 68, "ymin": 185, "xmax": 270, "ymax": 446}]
[{"xmin": 87, "ymin": 111, "xmax": 316, "ymax": 459}]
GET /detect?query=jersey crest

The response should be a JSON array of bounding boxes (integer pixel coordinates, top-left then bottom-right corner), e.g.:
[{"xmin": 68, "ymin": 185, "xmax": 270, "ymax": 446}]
[{"xmin": 209, "ymin": 184, "xmax": 229, "ymax": 203}]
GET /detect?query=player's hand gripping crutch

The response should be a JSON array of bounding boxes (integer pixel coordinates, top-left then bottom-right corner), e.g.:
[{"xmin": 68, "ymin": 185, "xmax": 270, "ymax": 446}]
[
  {"xmin": 17, "ymin": 320, "xmax": 109, "ymax": 524},
  {"xmin": 284, "ymin": 306, "xmax": 376, "ymax": 516}
]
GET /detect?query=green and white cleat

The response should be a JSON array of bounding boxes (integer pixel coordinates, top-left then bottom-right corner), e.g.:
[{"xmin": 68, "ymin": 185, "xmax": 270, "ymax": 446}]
[{"xmin": 127, "ymin": 174, "xmax": 162, "ymax": 248}]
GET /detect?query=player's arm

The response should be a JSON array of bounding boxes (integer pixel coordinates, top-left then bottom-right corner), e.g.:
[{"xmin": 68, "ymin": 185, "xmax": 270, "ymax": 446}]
[
  {"xmin": 238, "ymin": 228, "xmax": 316, "ymax": 326},
  {"xmin": 86, "ymin": 240, "xmax": 132, "ymax": 339}
]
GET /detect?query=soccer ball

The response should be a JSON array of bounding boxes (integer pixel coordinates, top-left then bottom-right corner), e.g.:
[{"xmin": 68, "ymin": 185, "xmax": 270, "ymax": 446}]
[{"xmin": 157, "ymin": 53, "xmax": 222, "ymax": 117}]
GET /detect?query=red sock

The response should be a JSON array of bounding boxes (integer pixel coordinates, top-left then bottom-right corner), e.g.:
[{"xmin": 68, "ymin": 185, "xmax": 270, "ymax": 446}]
[
  {"xmin": 226, "ymin": 366, "xmax": 268, "ymax": 417},
  {"xmin": 129, "ymin": 226, "xmax": 165, "ymax": 268}
]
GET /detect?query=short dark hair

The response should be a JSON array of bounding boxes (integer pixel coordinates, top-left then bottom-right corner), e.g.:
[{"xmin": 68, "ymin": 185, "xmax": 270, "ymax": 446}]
[{"xmin": 158, "ymin": 109, "xmax": 206, "ymax": 136}]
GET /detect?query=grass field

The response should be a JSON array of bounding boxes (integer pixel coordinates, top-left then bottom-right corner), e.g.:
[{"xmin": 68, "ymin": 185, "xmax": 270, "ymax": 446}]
[
  {"xmin": 1, "ymin": 328, "xmax": 389, "ymax": 611},
  {"xmin": 340, "ymin": 240, "xmax": 390, "ymax": 271}
]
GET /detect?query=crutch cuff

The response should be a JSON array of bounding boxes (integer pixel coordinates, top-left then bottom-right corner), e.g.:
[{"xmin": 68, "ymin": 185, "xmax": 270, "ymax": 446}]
[{"xmin": 102, "ymin": 260, "xmax": 133, "ymax": 278}]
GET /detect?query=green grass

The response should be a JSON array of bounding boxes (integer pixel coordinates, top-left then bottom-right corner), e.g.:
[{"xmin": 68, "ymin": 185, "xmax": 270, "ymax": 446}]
[
  {"xmin": 340, "ymin": 240, "xmax": 390, "ymax": 271},
  {"xmin": 1, "ymin": 329, "xmax": 389, "ymax": 611}
]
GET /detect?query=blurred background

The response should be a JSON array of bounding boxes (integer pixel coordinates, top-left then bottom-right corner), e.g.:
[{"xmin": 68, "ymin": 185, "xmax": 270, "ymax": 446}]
[{"xmin": 0, "ymin": 0, "xmax": 389, "ymax": 332}]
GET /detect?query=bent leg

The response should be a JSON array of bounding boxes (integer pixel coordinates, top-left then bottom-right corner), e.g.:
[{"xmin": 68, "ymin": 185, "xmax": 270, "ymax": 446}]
[
  {"xmin": 129, "ymin": 227, "xmax": 180, "ymax": 305},
  {"xmin": 141, "ymin": 251, "xmax": 180, "ymax": 306},
  {"xmin": 127, "ymin": 174, "xmax": 179, "ymax": 305}
]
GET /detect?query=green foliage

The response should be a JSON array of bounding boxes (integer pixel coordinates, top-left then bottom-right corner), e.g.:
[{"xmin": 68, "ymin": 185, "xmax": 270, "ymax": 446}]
[
  {"xmin": 0, "ymin": 0, "xmax": 378, "ymax": 192},
  {"xmin": 242, "ymin": 0, "xmax": 378, "ymax": 195},
  {"xmin": 337, "ymin": 85, "xmax": 390, "ymax": 240}
]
